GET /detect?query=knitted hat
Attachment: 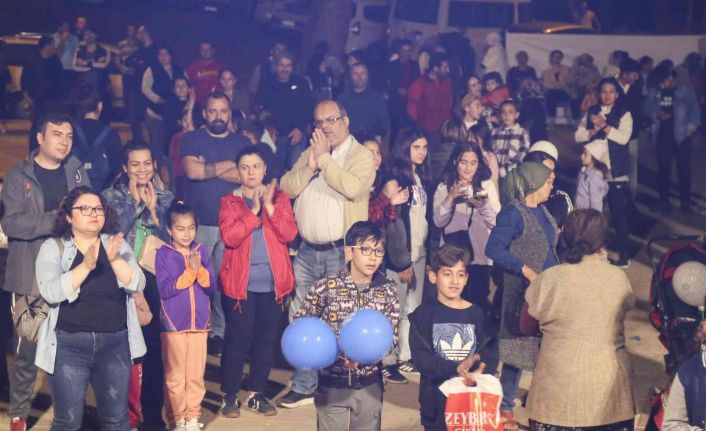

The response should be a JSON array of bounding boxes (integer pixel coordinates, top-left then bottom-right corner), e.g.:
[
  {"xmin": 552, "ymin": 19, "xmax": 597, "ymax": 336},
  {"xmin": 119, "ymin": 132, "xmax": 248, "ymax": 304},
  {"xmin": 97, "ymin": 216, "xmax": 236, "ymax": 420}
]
[
  {"xmin": 584, "ymin": 140, "xmax": 610, "ymax": 167},
  {"xmin": 528, "ymin": 140, "xmax": 559, "ymax": 162}
]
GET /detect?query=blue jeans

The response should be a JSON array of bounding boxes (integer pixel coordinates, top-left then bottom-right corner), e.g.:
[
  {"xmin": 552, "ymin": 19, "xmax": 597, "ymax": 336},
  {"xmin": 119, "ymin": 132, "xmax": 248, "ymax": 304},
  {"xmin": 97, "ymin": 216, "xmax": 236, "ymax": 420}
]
[
  {"xmin": 196, "ymin": 225, "xmax": 225, "ymax": 338},
  {"xmin": 50, "ymin": 330, "xmax": 131, "ymax": 431},
  {"xmin": 500, "ymin": 363, "xmax": 522, "ymax": 411},
  {"xmin": 289, "ymin": 242, "xmax": 345, "ymax": 395}
]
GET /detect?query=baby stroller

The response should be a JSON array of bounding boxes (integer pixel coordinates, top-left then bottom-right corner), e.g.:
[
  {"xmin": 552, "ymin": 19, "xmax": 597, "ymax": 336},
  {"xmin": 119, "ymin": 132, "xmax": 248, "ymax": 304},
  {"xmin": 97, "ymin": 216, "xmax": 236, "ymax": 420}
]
[{"xmin": 645, "ymin": 234, "xmax": 706, "ymax": 431}]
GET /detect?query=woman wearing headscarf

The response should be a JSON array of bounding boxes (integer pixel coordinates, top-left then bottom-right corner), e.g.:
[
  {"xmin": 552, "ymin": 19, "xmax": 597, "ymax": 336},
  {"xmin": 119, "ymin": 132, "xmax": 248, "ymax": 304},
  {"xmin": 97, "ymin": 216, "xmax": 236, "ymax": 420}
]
[{"xmin": 485, "ymin": 161, "xmax": 559, "ymax": 431}]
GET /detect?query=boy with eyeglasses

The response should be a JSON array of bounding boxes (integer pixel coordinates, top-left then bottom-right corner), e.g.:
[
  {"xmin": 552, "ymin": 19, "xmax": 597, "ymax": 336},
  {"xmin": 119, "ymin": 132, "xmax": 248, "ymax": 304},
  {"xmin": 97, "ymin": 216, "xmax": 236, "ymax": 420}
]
[{"xmin": 296, "ymin": 221, "xmax": 400, "ymax": 431}]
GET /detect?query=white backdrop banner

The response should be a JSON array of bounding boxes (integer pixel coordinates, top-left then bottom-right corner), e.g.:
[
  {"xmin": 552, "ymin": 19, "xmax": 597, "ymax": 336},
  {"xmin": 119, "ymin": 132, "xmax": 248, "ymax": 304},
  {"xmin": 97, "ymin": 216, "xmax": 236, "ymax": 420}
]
[{"xmin": 506, "ymin": 33, "xmax": 706, "ymax": 73}]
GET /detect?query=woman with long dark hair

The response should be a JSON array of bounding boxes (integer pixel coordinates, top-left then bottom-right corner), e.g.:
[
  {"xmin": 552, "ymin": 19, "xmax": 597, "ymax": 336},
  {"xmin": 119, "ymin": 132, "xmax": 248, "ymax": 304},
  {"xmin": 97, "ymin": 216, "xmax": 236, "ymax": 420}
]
[
  {"xmin": 380, "ymin": 128, "xmax": 431, "ymax": 384},
  {"xmin": 35, "ymin": 186, "xmax": 146, "ymax": 429},
  {"xmin": 575, "ymin": 77, "xmax": 633, "ymax": 267},
  {"xmin": 142, "ymin": 46, "xmax": 186, "ymax": 162},
  {"xmin": 102, "ymin": 140, "xmax": 174, "ymax": 430},
  {"xmin": 433, "ymin": 142, "xmax": 500, "ymax": 309}
]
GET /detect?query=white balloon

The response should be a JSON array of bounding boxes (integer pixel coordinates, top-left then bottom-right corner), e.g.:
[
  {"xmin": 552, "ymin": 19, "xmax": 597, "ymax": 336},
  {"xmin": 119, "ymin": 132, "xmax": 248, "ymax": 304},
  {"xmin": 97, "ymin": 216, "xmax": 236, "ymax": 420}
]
[{"xmin": 672, "ymin": 261, "xmax": 706, "ymax": 307}]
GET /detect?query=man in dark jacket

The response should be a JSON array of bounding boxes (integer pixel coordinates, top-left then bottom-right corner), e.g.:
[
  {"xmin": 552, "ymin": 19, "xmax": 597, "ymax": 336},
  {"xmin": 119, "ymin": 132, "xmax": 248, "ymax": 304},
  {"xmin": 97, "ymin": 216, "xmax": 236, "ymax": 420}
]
[
  {"xmin": 616, "ymin": 57, "xmax": 643, "ymax": 195},
  {"xmin": 337, "ymin": 63, "xmax": 390, "ymax": 142},
  {"xmin": 644, "ymin": 64, "xmax": 701, "ymax": 213},
  {"xmin": 387, "ymin": 39, "xmax": 419, "ymax": 144},
  {"xmin": 71, "ymin": 88, "xmax": 124, "ymax": 191},
  {"xmin": 1, "ymin": 112, "xmax": 90, "ymax": 431},
  {"xmin": 256, "ymin": 52, "xmax": 313, "ymax": 169}
]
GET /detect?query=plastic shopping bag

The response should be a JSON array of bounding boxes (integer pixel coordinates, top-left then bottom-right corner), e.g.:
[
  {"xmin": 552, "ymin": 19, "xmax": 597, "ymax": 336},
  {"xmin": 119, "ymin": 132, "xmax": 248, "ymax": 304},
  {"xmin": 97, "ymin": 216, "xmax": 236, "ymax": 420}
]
[{"xmin": 439, "ymin": 374, "xmax": 504, "ymax": 431}]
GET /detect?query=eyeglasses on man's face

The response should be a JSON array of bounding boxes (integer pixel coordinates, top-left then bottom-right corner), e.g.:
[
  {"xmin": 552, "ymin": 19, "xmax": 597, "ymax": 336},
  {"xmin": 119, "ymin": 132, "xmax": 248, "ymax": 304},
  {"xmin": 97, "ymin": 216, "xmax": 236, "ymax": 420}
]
[
  {"xmin": 72, "ymin": 205, "xmax": 106, "ymax": 216},
  {"xmin": 313, "ymin": 115, "xmax": 345, "ymax": 129},
  {"xmin": 349, "ymin": 245, "xmax": 385, "ymax": 257}
]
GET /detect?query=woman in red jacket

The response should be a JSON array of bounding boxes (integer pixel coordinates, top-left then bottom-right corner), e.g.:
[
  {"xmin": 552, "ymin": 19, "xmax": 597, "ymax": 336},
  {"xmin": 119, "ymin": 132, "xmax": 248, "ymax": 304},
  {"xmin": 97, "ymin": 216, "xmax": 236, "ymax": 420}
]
[{"xmin": 217, "ymin": 146, "xmax": 297, "ymax": 418}]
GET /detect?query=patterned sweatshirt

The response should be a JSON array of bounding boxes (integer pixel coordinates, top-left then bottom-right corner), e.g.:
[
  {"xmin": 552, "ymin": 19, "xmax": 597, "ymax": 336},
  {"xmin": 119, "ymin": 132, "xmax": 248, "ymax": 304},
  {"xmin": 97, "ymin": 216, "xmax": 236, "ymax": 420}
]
[{"xmin": 297, "ymin": 266, "xmax": 400, "ymax": 388}]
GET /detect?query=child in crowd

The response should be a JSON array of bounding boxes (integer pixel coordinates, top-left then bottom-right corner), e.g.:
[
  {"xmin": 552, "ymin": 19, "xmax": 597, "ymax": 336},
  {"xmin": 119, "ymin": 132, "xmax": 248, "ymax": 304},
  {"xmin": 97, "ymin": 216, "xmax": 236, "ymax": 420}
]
[
  {"xmin": 217, "ymin": 146, "xmax": 297, "ymax": 418},
  {"xmin": 297, "ymin": 221, "xmax": 400, "ymax": 431},
  {"xmin": 481, "ymin": 72, "xmax": 510, "ymax": 113},
  {"xmin": 409, "ymin": 244, "xmax": 497, "ymax": 431},
  {"xmin": 168, "ymin": 108, "xmax": 195, "ymax": 200},
  {"xmin": 461, "ymin": 95, "xmax": 499, "ymax": 186},
  {"xmin": 489, "ymin": 99, "xmax": 531, "ymax": 179},
  {"xmin": 575, "ymin": 141, "xmax": 609, "ymax": 212},
  {"xmin": 237, "ymin": 118, "xmax": 284, "ymax": 183},
  {"xmin": 381, "ymin": 128, "xmax": 430, "ymax": 384},
  {"xmin": 156, "ymin": 201, "xmax": 216, "ymax": 431},
  {"xmin": 363, "ymin": 138, "xmax": 409, "ymax": 226}
]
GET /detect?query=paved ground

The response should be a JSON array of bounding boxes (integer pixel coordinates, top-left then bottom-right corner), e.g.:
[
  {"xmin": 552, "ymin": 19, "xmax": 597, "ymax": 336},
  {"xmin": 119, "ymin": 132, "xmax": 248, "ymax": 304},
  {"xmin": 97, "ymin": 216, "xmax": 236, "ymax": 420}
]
[{"xmin": 0, "ymin": 119, "xmax": 705, "ymax": 430}]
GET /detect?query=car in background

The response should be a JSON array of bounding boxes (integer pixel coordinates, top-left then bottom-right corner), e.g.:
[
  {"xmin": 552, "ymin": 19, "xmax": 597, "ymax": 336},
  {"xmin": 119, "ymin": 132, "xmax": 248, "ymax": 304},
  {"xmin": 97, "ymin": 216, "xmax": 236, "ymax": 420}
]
[
  {"xmin": 387, "ymin": 0, "xmax": 580, "ymax": 56},
  {"xmin": 254, "ymin": 0, "xmax": 390, "ymax": 53},
  {"xmin": 1, "ymin": 32, "xmax": 123, "ymax": 118}
]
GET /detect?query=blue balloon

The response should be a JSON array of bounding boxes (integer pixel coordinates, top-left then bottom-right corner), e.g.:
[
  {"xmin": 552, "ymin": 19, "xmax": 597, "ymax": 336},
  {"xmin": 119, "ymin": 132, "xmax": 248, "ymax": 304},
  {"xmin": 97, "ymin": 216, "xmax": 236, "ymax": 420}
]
[
  {"xmin": 281, "ymin": 317, "xmax": 338, "ymax": 370},
  {"xmin": 339, "ymin": 309, "xmax": 394, "ymax": 365}
]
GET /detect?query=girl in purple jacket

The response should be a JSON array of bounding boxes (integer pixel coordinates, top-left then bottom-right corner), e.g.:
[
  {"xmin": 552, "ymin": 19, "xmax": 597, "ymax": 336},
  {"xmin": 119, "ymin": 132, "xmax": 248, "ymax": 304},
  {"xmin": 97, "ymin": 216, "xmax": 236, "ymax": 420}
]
[
  {"xmin": 575, "ymin": 141, "xmax": 609, "ymax": 212},
  {"xmin": 156, "ymin": 201, "xmax": 216, "ymax": 431}
]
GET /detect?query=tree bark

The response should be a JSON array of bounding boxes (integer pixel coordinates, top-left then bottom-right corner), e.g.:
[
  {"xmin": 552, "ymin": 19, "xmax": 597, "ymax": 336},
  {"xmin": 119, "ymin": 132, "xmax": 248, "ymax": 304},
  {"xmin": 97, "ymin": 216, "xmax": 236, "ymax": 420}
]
[{"xmin": 300, "ymin": 0, "xmax": 353, "ymax": 70}]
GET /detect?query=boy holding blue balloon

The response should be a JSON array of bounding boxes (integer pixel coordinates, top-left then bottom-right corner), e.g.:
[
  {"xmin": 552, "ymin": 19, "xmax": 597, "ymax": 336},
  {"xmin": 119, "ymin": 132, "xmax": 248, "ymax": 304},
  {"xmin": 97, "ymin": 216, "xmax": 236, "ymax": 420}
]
[
  {"xmin": 409, "ymin": 244, "xmax": 498, "ymax": 431},
  {"xmin": 296, "ymin": 221, "xmax": 400, "ymax": 431}
]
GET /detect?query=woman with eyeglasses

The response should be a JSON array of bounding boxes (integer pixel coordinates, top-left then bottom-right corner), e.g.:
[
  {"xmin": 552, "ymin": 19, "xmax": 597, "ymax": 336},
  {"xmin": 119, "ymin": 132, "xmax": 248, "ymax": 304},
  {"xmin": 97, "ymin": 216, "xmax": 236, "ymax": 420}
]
[
  {"xmin": 34, "ymin": 186, "xmax": 146, "ymax": 430},
  {"xmin": 217, "ymin": 145, "xmax": 297, "ymax": 417}
]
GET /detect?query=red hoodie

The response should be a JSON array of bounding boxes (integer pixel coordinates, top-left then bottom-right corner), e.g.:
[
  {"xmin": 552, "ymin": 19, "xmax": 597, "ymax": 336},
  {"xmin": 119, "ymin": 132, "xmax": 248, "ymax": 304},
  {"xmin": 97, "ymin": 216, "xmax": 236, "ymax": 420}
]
[{"xmin": 218, "ymin": 188, "xmax": 297, "ymax": 301}]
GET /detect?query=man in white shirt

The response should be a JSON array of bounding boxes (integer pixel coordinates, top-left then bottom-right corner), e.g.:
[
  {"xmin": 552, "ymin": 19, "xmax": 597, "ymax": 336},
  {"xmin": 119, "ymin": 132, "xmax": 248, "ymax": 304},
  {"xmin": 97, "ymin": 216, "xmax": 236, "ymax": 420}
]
[{"xmin": 278, "ymin": 100, "xmax": 375, "ymax": 408}]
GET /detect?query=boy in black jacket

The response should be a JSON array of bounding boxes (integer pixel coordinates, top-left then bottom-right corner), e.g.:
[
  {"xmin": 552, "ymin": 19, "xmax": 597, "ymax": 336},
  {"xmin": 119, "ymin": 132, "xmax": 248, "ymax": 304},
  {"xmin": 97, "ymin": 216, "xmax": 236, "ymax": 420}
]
[{"xmin": 409, "ymin": 244, "xmax": 497, "ymax": 431}]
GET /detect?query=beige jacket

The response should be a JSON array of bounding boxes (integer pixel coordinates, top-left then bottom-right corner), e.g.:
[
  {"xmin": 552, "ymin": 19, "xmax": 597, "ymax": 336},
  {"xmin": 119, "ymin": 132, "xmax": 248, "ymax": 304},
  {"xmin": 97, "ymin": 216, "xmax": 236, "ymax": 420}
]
[
  {"xmin": 280, "ymin": 136, "xmax": 374, "ymax": 236},
  {"xmin": 525, "ymin": 254, "xmax": 636, "ymax": 427}
]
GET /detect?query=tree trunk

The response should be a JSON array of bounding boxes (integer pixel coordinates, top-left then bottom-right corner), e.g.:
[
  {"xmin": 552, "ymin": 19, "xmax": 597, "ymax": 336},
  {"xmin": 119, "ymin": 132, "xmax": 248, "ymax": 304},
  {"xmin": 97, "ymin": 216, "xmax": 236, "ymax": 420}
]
[{"xmin": 300, "ymin": 0, "xmax": 353, "ymax": 70}]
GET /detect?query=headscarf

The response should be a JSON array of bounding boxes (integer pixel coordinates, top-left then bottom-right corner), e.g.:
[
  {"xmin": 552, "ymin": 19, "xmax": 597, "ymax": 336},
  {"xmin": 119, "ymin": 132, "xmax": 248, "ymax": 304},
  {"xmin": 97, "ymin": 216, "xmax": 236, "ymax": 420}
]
[{"xmin": 501, "ymin": 161, "xmax": 553, "ymax": 204}]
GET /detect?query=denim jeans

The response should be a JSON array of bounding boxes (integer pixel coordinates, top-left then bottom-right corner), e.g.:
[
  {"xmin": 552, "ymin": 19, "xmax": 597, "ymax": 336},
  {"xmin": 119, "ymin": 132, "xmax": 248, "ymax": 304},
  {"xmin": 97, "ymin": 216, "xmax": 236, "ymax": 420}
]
[
  {"xmin": 196, "ymin": 225, "xmax": 225, "ymax": 338},
  {"xmin": 500, "ymin": 363, "xmax": 522, "ymax": 411},
  {"xmin": 50, "ymin": 330, "xmax": 131, "ymax": 431},
  {"xmin": 383, "ymin": 258, "xmax": 426, "ymax": 365},
  {"xmin": 289, "ymin": 242, "xmax": 345, "ymax": 395}
]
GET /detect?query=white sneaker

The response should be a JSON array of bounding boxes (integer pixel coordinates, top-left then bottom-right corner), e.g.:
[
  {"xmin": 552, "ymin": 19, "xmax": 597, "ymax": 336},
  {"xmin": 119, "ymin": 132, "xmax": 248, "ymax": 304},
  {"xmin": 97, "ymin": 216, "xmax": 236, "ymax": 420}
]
[
  {"xmin": 185, "ymin": 418, "xmax": 202, "ymax": 431},
  {"xmin": 173, "ymin": 419, "xmax": 187, "ymax": 431}
]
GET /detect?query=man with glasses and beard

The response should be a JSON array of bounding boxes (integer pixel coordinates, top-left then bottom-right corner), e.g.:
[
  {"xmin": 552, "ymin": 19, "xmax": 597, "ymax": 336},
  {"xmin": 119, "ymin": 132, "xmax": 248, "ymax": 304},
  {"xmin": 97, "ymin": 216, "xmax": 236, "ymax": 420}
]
[{"xmin": 180, "ymin": 91, "xmax": 248, "ymax": 356}]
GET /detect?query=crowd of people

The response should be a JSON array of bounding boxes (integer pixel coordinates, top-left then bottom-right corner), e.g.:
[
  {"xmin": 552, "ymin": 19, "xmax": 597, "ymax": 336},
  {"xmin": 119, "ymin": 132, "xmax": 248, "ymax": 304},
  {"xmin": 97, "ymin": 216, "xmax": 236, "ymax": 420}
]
[{"xmin": 1, "ymin": 12, "xmax": 706, "ymax": 431}]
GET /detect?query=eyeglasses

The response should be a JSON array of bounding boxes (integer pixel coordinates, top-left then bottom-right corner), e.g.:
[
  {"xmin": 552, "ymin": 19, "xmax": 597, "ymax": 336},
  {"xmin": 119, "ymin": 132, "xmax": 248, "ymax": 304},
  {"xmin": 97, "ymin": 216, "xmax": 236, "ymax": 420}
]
[
  {"xmin": 72, "ymin": 205, "xmax": 106, "ymax": 216},
  {"xmin": 349, "ymin": 245, "xmax": 385, "ymax": 257},
  {"xmin": 313, "ymin": 115, "xmax": 345, "ymax": 129}
]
